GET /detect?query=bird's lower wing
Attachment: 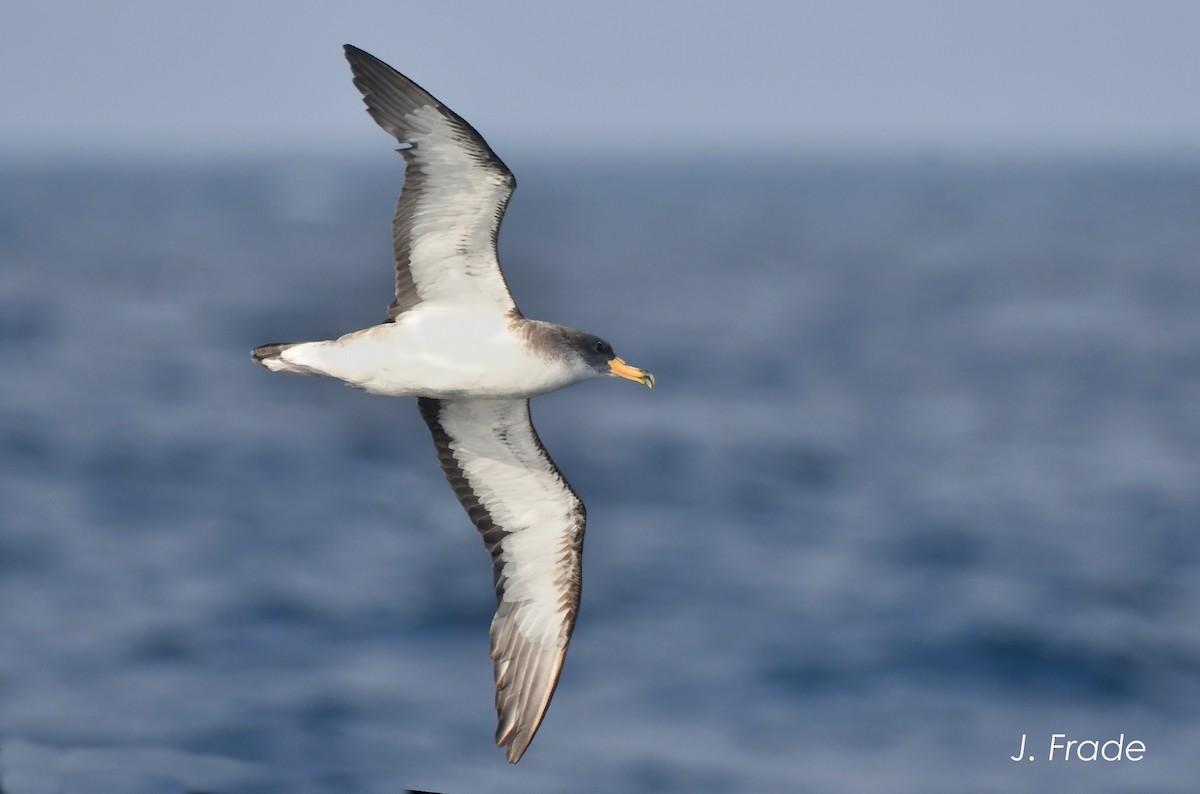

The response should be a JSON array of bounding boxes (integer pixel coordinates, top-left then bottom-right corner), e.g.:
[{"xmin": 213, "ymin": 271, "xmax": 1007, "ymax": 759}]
[{"xmin": 418, "ymin": 397, "xmax": 585, "ymax": 763}]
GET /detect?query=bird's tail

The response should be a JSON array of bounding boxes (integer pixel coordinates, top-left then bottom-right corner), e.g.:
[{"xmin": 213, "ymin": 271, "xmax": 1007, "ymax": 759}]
[{"xmin": 251, "ymin": 341, "xmax": 314, "ymax": 375}]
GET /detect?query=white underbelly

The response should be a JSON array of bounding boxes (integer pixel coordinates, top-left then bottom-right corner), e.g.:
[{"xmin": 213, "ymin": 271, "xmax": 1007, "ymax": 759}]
[{"xmin": 279, "ymin": 306, "xmax": 574, "ymax": 398}]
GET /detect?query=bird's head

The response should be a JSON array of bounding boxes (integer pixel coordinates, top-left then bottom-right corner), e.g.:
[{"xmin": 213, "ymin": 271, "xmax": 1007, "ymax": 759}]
[{"xmin": 572, "ymin": 332, "xmax": 654, "ymax": 388}]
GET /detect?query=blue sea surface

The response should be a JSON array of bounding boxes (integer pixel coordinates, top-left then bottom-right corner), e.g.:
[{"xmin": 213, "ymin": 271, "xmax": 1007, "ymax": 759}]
[{"xmin": 1, "ymin": 155, "xmax": 1199, "ymax": 793}]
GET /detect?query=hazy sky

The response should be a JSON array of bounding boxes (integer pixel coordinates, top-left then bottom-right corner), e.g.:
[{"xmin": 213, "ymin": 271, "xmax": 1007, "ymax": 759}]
[{"xmin": 3, "ymin": 1, "xmax": 1198, "ymax": 158}]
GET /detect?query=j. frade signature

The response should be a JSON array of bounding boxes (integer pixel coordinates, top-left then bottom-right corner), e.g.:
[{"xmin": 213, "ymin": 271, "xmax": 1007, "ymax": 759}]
[{"xmin": 1010, "ymin": 733, "xmax": 1145, "ymax": 762}]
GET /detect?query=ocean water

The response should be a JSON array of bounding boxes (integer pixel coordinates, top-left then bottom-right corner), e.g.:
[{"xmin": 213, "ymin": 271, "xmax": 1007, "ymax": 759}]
[{"xmin": 1, "ymin": 155, "xmax": 1198, "ymax": 793}]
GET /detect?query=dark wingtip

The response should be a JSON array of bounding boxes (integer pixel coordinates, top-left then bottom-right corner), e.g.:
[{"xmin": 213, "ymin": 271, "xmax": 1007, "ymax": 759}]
[{"xmin": 343, "ymin": 43, "xmax": 383, "ymax": 72}]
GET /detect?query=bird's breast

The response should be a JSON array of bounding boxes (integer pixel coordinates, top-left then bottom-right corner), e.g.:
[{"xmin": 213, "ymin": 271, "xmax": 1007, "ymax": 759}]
[{"xmin": 325, "ymin": 306, "xmax": 579, "ymax": 398}]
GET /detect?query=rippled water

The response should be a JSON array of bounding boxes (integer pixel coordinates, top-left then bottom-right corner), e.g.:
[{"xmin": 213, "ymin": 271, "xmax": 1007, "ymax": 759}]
[{"xmin": 2, "ymin": 156, "xmax": 1199, "ymax": 793}]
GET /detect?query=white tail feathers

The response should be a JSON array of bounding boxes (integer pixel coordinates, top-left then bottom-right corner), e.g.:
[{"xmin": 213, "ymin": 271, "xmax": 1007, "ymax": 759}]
[{"xmin": 251, "ymin": 342, "xmax": 315, "ymax": 375}]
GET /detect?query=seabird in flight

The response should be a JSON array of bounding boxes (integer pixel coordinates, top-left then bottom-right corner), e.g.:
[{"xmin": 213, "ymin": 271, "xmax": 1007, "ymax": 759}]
[{"xmin": 252, "ymin": 45, "xmax": 654, "ymax": 763}]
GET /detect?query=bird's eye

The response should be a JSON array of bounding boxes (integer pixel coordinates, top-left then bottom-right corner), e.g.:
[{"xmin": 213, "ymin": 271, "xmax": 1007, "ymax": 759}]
[{"xmin": 594, "ymin": 340, "xmax": 610, "ymax": 355}]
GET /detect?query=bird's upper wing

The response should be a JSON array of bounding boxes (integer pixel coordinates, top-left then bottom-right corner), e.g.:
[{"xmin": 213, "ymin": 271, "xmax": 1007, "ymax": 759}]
[
  {"xmin": 418, "ymin": 397, "xmax": 584, "ymax": 763},
  {"xmin": 344, "ymin": 45, "xmax": 518, "ymax": 319}
]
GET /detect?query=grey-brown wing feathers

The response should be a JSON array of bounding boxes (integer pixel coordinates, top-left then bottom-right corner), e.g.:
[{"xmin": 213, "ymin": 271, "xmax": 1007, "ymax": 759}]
[
  {"xmin": 418, "ymin": 397, "xmax": 584, "ymax": 763},
  {"xmin": 343, "ymin": 45, "xmax": 518, "ymax": 319}
]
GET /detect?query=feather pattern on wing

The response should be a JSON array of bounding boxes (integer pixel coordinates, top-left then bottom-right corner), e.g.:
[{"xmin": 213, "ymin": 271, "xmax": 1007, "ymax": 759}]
[
  {"xmin": 418, "ymin": 397, "xmax": 585, "ymax": 763},
  {"xmin": 344, "ymin": 45, "xmax": 518, "ymax": 319}
]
